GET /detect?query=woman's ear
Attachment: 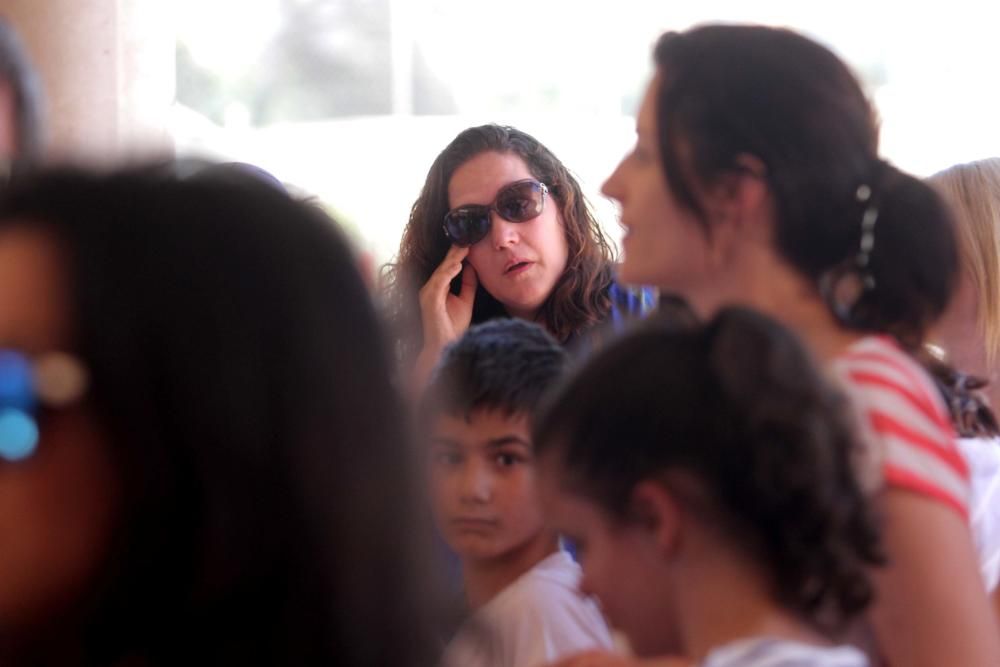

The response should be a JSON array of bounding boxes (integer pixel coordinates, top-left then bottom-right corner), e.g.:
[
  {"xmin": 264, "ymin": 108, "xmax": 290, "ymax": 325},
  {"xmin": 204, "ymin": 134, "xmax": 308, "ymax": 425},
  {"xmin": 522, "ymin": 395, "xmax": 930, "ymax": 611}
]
[
  {"xmin": 731, "ymin": 154, "xmax": 770, "ymax": 229},
  {"xmin": 705, "ymin": 154, "xmax": 769, "ymax": 226},
  {"xmin": 628, "ymin": 480, "xmax": 683, "ymax": 557},
  {"xmin": 703, "ymin": 154, "xmax": 773, "ymax": 264}
]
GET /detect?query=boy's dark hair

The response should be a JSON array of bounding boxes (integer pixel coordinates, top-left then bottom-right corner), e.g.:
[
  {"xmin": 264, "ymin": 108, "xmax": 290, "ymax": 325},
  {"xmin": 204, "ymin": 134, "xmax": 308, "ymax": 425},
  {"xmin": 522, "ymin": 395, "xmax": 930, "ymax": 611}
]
[
  {"xmin": 423, "ymin": 318, "xmax": 569, "ymax": 422},
  {"xmin": 534, "ymin": 307, "xmax": 885, "ymax": 633}
]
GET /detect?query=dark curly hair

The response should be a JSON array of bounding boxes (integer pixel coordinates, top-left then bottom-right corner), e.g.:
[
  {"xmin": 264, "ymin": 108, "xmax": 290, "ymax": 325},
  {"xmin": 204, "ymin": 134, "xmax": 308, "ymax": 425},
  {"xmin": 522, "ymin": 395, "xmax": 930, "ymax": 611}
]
[
  {"xmin": 534, "ymin": 307, "xmax": 885, "ymax": 633},
  {"xmin": 382, "ymin": 124, "xmax": 617, "ymax": 366}
]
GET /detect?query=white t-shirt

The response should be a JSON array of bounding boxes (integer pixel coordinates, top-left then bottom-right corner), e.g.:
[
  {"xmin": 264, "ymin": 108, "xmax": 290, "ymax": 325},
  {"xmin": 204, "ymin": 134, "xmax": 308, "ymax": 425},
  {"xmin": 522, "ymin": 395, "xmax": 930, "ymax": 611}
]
[
  {"xmin": 958, "ymin": 436, "xmax": 1000, "ymax": 592},
  {"xmin": 442, "ymin": 551, "xmax": 613, "ymax": 667},
  {"xmin": 700, "ymin": 638, "xmax": 869, "ymax": 667}
]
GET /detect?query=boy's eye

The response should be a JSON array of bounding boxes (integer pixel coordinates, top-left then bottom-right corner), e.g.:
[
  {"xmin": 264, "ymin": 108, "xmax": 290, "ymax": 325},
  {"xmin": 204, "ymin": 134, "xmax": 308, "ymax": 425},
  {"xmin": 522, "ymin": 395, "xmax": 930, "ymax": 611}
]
[{"xmin": 494, "ymin": 452, "xmax": 524, "ymax": 467}]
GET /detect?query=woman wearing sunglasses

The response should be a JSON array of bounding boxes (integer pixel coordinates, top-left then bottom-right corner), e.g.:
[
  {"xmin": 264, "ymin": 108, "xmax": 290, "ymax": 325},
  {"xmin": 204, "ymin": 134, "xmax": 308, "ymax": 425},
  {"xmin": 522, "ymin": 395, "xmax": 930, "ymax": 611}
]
[
  {"xmin": 596, "ymin": 24, "xmax": 999, "ymax": 667},
  {"xmin": 383, "ymin": 124, "xmax": 653, "ymax": 388},
  {"xmin": 0, "ymin": 165, "xmax": 436, "ymax": 665}
]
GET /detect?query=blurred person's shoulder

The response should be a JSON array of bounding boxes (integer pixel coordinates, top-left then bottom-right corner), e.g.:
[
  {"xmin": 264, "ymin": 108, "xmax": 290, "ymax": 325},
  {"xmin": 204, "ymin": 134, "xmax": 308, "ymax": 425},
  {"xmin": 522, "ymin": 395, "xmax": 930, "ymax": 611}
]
[
  {"xmin": 446, "ymin": 551, "xmax": 613, "ymax": 667},
  {"xmin": 485, "ymin": 551, "xmax": 613, "ymax": 664}
]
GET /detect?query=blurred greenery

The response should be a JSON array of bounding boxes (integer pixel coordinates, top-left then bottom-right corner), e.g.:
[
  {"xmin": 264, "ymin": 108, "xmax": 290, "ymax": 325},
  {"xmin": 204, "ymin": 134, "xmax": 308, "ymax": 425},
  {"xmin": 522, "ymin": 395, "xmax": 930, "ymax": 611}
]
[{"xmin": 176, "ymin": 0, "xmax": 456, "ymax": 125}]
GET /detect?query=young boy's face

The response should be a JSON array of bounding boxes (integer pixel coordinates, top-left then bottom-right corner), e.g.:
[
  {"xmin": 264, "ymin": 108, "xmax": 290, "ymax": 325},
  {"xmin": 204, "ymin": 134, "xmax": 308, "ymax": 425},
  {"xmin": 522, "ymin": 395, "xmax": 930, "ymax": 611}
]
[{"xmin": 428, "ymin": 409, "xmax": 546, "ymax": 562}]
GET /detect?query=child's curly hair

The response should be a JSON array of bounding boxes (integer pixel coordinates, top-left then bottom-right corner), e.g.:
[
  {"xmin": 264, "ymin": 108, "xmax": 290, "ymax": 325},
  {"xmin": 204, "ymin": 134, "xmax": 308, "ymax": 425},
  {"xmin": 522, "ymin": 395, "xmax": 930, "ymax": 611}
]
[{"xmin": 535, "ymin": 306, "xmax": 885, "ymax": 633}]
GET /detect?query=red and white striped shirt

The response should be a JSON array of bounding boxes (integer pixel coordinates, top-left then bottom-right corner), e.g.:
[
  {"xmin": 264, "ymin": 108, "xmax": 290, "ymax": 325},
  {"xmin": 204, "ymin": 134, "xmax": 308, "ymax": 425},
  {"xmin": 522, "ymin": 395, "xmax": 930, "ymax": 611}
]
[{"xmin": 829, "ymin": 336, "xmax": 970, "ymax": 518}]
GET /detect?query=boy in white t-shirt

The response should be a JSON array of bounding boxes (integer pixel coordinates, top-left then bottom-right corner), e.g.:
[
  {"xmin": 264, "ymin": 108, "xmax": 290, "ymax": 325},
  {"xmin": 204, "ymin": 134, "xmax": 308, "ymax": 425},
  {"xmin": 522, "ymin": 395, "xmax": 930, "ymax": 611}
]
[{"xmin": 421, "ymin": 319, "xmax": 613, "ymax": 667}]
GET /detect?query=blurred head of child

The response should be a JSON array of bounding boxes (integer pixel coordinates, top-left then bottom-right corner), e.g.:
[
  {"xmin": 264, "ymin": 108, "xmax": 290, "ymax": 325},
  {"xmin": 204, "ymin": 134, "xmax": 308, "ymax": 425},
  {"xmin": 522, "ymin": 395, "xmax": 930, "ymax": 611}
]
[{"xmin": 535, "ymin": 308, "xmax": 885, "ymax": 664}]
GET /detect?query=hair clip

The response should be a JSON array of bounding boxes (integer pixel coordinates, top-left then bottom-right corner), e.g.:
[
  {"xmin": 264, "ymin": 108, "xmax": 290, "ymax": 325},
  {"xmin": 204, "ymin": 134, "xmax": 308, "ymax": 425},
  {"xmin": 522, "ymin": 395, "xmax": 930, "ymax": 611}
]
[
  {"xmin": 854, "ymin": 184, "xmax": 878, "ymax": 282},
  {"xmin": 818, "ymin": 182, "xmax": 881, "ymax": 324}
]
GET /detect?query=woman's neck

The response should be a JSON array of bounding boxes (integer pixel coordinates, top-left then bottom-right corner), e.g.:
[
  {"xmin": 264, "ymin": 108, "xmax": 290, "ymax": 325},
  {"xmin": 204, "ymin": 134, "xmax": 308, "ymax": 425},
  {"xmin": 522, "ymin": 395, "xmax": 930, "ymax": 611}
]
[
  {"xmin": 461, "ymin": 530, "xmax": 559, "ymax": 610},
  {"xmin": 505, "ymin": 305, "xmax": 541, "ymax": 323},
  {"xmin": 685, "ymin": 251, "xmax": 861, "ymax": 363}
]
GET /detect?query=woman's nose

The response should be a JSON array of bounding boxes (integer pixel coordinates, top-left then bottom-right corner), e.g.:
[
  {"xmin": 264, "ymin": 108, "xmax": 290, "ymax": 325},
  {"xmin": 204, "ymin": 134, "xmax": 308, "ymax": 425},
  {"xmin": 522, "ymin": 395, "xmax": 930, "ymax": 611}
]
[{"xmin": 489, "ymin": 213, "xmax": 520, "ymax": 250}]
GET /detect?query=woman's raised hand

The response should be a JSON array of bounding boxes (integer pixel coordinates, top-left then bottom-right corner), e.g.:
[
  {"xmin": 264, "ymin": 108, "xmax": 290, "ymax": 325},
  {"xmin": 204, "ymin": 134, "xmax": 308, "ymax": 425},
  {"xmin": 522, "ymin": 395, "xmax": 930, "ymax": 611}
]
[{"xmin": 412, "ymin": 245, "xmax": 479, "ymax": 390}]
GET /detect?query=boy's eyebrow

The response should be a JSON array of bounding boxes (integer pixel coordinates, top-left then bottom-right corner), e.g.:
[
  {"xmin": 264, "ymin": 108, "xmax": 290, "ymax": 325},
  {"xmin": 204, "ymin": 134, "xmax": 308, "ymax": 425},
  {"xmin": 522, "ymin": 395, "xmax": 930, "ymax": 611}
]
[{"xmin": 485, "ymin": 435, "xmax": 532, "ymax": 449}]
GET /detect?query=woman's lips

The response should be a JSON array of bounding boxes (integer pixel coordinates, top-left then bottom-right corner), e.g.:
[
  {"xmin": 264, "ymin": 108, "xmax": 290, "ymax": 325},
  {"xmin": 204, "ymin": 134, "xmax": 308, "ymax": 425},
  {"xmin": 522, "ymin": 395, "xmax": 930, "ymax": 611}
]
[{"xmin": 504, "ymin": 261, "xmax": 533, "ymax": 275}]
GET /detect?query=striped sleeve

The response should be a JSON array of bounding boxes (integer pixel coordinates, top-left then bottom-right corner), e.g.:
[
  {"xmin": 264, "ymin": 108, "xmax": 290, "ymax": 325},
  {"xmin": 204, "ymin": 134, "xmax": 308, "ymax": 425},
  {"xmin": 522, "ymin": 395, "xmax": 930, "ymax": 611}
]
[{"xmin": 832, "ymin": 337, "xmax": 970, "ymax": 518}]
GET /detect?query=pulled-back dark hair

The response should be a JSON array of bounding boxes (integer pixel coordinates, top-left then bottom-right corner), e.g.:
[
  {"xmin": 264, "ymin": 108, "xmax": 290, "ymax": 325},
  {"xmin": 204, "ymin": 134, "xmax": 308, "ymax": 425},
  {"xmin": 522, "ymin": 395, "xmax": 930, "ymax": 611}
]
[
  {"xmin": 652, "ymin": 25, "xmax": 956, "ymax": 350},
  {"xmin": 383, "ymin": 124, "xmax": 617, "ymax": 366},
  {"xmin": 0, "ymin": 165, "xmax": 435, "ymax": 665},
  {"xmin": 421, "ymin": 318, "xmax": 568, "ymax": 423},
  {"xmin": 534, "ymin": 307, "xmax": 884, "ymax": 632}
]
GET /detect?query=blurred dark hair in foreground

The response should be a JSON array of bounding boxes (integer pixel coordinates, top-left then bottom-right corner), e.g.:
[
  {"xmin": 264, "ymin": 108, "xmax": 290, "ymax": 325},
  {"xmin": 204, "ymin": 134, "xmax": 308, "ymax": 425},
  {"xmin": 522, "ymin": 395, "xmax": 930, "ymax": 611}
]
[{"xmin": 0, "ymin": 162, "xmax": 439, "ymax": 665}]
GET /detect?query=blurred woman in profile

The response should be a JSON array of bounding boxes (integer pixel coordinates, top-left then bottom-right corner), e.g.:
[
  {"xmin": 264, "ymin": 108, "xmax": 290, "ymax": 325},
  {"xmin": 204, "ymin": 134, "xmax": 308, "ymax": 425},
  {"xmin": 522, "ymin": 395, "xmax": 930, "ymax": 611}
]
[
  {"xmin": 0, "ymin": 165, "xmax": 436, "ymax": 665},
  {"xmin": 928, "ymin": 158, "xmax": 1000, "ymax": 613},
  {"xmin": 602, "ymin": 24, "xmax": 1000, "ymax": 666}
]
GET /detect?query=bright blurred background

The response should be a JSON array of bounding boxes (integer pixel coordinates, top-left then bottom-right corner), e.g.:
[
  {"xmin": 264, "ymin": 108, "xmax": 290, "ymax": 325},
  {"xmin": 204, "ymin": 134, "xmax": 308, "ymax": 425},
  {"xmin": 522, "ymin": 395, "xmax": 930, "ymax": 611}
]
[{"xmin": 170, "ymin": 0, "xmax": 1000, "ymax": 264}]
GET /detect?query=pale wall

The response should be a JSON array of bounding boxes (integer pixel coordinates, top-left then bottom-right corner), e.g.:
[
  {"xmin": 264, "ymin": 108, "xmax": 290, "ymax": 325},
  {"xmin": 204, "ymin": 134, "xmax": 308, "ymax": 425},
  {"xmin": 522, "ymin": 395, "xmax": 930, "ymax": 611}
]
[{"xmin": 0, "ymin": 0, "xmax": 175, "ymax": 162}]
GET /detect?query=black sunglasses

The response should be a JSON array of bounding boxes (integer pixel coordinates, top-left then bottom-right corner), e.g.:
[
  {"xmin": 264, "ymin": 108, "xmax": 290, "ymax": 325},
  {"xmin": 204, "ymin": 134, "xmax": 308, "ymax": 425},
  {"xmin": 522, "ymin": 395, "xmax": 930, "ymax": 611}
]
[{"xmin": 443, "ymin": 179, "xmax": 549, "ymax": 247}]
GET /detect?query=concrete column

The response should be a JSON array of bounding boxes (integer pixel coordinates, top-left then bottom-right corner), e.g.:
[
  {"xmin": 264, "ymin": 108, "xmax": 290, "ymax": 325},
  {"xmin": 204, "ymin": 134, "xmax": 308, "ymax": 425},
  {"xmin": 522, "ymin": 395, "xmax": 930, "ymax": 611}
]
[{"xmin": 0, "ymin": 0, "xmax": 175, "ymax": 162}]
